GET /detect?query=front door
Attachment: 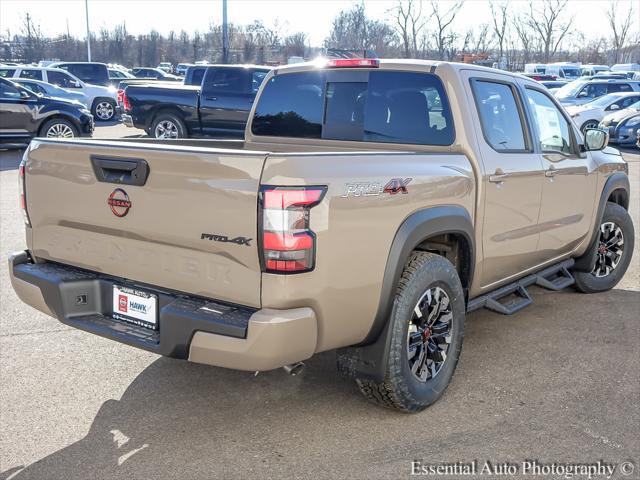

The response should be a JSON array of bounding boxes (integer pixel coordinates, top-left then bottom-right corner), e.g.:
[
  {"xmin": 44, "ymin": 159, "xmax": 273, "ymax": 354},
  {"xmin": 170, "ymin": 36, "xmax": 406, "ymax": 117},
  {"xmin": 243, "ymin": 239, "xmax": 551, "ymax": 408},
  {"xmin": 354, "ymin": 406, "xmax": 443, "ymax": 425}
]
[
  {"xmin": 0, "ymin": 81, "xmax": 36, "ymax": 141},
  {"xmin": 522, "ymin": 86, "xmax": 598, "ymax": 254},
  {"xmin": 199, "ymin": 68, "xmax": 253, "ymax": 137},
  {"xmin": 463, "ymin": 71, "xmax": 545, "ymax": 290}
]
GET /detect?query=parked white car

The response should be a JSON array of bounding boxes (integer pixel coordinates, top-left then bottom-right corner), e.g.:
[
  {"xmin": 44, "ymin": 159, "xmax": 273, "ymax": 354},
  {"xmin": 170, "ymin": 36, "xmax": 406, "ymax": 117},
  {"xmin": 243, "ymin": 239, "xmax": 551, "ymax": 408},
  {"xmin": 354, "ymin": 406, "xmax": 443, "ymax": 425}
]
[
  {"xmin": 566, "ymin": 92, "xmax": 640, "ymax": 133},
  {"xmin": 553, "ymin": 79, "xmax": 640, "ymax": 106},
  {"xmin": 0, "ymin": 66, "xmax": 118, "ymax": 121}
]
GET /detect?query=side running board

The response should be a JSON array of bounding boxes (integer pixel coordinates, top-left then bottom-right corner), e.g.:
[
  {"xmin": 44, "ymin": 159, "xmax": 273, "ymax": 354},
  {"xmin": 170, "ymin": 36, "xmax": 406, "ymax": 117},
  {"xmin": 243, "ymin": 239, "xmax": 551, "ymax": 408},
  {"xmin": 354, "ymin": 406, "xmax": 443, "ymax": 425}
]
[{"xmin": 467, "ymin": 259, "xmax": 575, "ymax": 315}]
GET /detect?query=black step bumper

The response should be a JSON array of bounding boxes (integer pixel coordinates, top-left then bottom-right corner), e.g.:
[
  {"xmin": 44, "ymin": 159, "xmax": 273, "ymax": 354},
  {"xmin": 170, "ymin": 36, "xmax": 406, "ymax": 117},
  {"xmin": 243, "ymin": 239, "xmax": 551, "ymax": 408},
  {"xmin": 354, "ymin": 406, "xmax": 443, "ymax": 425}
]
[{"xmin": 9, "ymin": 251, "xmax": 255, "ymax": 359}]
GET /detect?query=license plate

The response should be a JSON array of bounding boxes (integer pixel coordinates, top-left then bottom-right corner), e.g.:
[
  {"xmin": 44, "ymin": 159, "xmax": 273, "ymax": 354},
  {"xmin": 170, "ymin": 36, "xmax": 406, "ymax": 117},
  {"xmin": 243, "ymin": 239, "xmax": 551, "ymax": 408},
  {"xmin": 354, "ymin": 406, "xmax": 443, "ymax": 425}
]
[{"xmin": 112, "ymin": 285, "xmax": 158, "ymax": 330}]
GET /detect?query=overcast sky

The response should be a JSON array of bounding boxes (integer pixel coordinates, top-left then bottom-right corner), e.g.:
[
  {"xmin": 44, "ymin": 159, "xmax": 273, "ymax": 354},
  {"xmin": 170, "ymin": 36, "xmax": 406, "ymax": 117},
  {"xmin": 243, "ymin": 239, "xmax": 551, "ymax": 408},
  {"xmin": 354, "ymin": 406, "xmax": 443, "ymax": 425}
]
[{"xmin": 1, "ymin": 0, "xmax": 637, "ymax": 46}]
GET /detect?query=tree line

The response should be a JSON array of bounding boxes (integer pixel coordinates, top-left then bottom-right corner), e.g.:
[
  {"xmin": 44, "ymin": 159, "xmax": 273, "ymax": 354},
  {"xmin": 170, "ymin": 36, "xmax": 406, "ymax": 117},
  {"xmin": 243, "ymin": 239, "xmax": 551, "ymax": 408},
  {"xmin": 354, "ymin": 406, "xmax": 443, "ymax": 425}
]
[{"xmin": 2, "ymin": 0, "xmax": 638, "ymax": 69}]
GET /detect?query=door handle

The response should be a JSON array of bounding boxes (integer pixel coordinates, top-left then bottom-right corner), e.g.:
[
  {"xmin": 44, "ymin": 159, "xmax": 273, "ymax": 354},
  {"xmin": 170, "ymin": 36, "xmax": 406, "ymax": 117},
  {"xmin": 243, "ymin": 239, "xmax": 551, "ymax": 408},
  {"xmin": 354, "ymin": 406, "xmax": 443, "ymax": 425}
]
[
  {"xmin": 205, "ymin": 96, "xmax": 218, "ymax": 101},
  {"xmin": 489, "ymin": 168, "xmax": 510, "ymax": 183},
  {"xmin": 545, "ymin": 165, "xmax": 560, "ymax": 177},
  {"xmin": 91, "ymin": 156, "xmax": 149, "ymax": 186}
]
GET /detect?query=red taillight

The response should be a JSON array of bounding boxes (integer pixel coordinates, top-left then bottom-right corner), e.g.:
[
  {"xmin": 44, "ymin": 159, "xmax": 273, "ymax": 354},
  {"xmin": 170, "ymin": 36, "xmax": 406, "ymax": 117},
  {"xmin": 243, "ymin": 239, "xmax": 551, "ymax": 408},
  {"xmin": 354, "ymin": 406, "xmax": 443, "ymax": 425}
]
[
  {"xmin": 122, "ymin": 91, "xmax": 131, "ymax": 111},
  {"xmin": 18, "ymin": 158, "xmax": 30, "ymax": 226},
  {"xmin": 117, "ymin": 89, "xmax": 124, "ymax": 104},
  {"xmin": 326, "ymin": 58, "xmax": 379, "ymax": 68},
  {"xmin": 260, "ymin": 186, "xmax": 326, "ymax": 273}
]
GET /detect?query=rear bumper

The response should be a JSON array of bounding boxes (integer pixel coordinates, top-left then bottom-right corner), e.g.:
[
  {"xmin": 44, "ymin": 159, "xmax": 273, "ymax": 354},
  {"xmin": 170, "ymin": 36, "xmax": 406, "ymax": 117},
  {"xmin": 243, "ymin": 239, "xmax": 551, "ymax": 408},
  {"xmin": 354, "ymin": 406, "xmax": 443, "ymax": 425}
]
[
  {"xmin": 9, "ymin": 251, "xmax": 317, "ymax": 371},
  {"xmin": 121, "ymin": 113, "xmax": 135, "ymax": 128}
]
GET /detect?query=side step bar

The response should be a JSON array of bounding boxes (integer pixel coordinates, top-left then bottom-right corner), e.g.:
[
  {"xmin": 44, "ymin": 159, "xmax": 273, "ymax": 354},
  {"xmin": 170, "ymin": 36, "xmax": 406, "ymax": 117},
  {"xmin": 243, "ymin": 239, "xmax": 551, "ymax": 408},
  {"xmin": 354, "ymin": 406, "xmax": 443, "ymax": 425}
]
[{"xmin": 467, "ymin": 259, "xmax": 575, "ymax": 315}]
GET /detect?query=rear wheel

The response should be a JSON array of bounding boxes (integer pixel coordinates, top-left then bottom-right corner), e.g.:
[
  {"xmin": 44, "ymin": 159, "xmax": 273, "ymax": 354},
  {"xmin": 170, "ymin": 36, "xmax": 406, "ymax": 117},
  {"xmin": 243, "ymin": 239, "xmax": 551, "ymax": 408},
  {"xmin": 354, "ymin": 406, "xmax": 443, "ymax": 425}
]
[
  {"xmin": 39, "ymin": 118, "xmax": 78, "ymax": 138},
  {"xmin": 92, "ymin": 98, "xmax": 116, "ymax": 121},
  {"xmin": 356, "ymin": 252, "xmax": 466, "ymax": 412},
  {"xmin": 574, "ymin": 202, "xmax": 634, "ymax": 293},
  {"xmin": 151, "ymin": 113, "xmax": 187, "ymax": 139}
]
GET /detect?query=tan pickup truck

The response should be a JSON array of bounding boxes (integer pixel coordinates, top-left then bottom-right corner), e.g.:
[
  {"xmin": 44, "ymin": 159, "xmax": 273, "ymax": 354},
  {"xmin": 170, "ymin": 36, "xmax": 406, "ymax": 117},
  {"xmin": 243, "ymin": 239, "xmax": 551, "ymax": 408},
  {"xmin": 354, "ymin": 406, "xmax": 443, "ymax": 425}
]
[{"xmin": 9, "ymin": 59, "xmax": 634, "ymax": 412}]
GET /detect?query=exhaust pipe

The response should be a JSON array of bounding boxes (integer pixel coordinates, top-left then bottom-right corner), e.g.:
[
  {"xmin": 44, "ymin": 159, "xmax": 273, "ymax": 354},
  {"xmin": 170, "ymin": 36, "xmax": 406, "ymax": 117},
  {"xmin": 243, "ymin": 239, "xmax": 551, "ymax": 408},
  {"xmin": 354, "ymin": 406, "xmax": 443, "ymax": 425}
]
[{"xmin": 283, "ymin": 362, "xmax": 305, "ymax": 376}]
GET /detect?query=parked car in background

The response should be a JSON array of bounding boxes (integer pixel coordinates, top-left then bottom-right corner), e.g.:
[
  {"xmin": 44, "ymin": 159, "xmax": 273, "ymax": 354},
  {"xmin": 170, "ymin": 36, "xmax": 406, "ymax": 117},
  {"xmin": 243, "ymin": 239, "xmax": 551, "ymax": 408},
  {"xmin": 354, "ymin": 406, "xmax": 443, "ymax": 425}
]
[
  {"xmin": 539, "ymin": 80, "xmax": 568, "ymax": 92},
  {"xmin": 545, "ymin": 63, "xmax": 582, "ymax": 81},
  {"xmin": 600, "ymin": 101, "xmax": 640, "ymax": 147},
  {"xmin": 175, "ymin": 63, "xmax": 192, "ymax": 76},
  {"xmin": 0, "ymin": 78, "xmax": 93, "ymax": 144},
  {"xmin": 522, "ymin": 73, "xmax": 556, "ymax": 81},
  {"xmin": 122, "ymin": 65, "xmax": 270, "ymax": 138},
  {"xmin": 524, "ymin": 63, "xmax": 547, "ymax": 74},
  {"xmin": 131, "ymin": 67, "xmax": 181, "ymax": 81},
  {"xmin": 0, "ymin": 66, "xmax": 119, "ymax": 121},
  {"xmin": 157, "ymin": 62, "xmax": 174, "ymax": 73},
  {"xmin": 611, "ymin": 63, "xmax": 640, "ymax": 73},
  {"xmin": 581, "ymin": 65, "xmax": 610, "ymax": 76},
  {"xmin": 554, "ymin": 79, "xmax": 640, "ymax": 106},
  {"xmin": 48, "ymin": 62, "xmax": 111, "ymax": 86},
  {"xmin": 583, "ymin": 74, "xmax": 628, "ymax": 80},
  {"xmin": 12, "ymin": 78, "xmax": 90, "ymax": 108},
  {"xmin": 566, "ymin": 92, "xmax": 640, "ymax": 133}
]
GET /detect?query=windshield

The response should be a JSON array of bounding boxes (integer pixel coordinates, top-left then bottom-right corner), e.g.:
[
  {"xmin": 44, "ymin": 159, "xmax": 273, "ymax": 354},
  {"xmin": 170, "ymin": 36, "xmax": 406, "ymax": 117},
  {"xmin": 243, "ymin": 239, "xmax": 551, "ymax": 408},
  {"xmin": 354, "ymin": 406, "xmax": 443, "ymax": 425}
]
[
  {"xmin": 586, "ymin": 94, "xmax": 619, "ymax": 109},
  {"xmin": 555, "ymin": 81, "xmax": 585, "ymax": 98},
  {"xmin": 562, "ymin": 67, "xmax": 581, "ymax": 79}
]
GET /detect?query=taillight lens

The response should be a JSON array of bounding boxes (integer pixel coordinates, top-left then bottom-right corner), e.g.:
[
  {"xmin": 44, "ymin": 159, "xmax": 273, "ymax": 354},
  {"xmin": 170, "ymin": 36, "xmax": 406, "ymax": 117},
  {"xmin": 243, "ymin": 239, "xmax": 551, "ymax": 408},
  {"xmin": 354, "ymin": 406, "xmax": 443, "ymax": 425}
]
[
  {"xmin": 18, "ymin": 158, "xmax": 30, "ymax": 226},
  {"xmin": 122, "ymin": 91, "xmax": 131, "ymax": 111},
  {"xmin": 117, "ymin": 89, "xmax": 124, "ymax": 104},
  {"xmin": 260, "ymin": 186, "xmax": 326, "ymax": 273}
]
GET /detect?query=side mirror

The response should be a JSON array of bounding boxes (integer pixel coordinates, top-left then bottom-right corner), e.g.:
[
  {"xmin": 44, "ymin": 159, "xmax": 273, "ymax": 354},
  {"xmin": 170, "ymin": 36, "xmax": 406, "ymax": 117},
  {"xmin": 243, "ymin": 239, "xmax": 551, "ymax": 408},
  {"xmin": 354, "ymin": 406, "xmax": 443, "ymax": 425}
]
[
  {"xmin": 578, "ymin": 91, "xmax": 588, "ymax": 98},
  {"xmin": 19, "ymin": 90, "xmax": 31, "ymax": 100},
  {"xmin": 584, "ymin": 128, "xmax": 608, "ymax": 151},
  {"xmin": 609, "ymin": 104, "xmax": 620, "ymax": 111}
]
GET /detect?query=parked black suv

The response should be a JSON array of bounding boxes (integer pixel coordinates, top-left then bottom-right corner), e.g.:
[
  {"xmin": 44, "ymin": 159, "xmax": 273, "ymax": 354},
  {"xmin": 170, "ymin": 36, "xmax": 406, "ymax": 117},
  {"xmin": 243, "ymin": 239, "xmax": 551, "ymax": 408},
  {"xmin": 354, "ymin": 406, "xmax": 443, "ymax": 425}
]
[{"xmin": 0, "ymin": 78, "xmax": 94, "ymax": 145}]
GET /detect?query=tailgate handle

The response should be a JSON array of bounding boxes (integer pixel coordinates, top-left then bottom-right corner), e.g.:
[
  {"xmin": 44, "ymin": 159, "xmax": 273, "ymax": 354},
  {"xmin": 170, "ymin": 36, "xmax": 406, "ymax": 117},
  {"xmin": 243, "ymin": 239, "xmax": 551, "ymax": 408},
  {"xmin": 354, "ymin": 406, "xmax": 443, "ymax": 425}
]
[{"xmin": 91, "ymin": 156, "xmax": 149, "ymax": 186}]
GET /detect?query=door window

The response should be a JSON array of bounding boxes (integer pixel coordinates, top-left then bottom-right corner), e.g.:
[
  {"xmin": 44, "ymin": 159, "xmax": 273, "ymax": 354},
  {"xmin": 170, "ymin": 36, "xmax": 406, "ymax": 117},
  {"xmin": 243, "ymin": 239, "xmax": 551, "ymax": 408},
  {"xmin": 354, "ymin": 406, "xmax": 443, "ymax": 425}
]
[
  {"xmin": 611, "ymin": 95, "xmax": 640, "ymax": 110},
  {"xmin": 607, "ymin": 83, "xmax": 632, "ymax": 93},
  {"xmin": 20, "ymin": 82, "xmax": 45, "ymax": 94},
  {"xmin": 47, "ymin": 70, "xmax": 78, "ymax": 88},
  {"xmin": 0, "ymin": 68, "xmax": 16, "ymax": 78},
  {"xmin": 19, "ymin": 69, "xmax": 43, "ymax": 81},
  {"xmin": 0, "ymin": 81, "xmax": 22, "ymax": 99},
  {"xmin": 207, "ymin": 69, "xmax": 247, "ymax": 93},
  {"xmin": 580, "ymin": 83, "xmax": 607, "ymax": 99},
  {"xmin": 525, "ymin": 88, "xmax": 575, "ymax": 155},
  {"xmin": 471, "ymin": 80, "xmax": 528, "ymax": 152}
]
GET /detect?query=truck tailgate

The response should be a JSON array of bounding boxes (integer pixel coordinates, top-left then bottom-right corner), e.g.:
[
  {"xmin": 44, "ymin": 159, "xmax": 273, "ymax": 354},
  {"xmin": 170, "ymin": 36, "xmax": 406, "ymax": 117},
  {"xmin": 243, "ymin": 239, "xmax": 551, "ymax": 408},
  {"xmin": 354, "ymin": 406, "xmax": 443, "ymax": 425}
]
[{"xmin": 25, "ymin": 139, "xmax": 267, "ymax": 308}]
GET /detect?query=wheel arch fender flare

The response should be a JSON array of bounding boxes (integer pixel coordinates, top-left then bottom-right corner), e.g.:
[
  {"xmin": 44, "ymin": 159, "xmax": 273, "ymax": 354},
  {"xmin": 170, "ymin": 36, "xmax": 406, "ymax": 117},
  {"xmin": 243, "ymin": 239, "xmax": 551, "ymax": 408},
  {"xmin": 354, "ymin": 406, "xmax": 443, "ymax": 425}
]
[
  {"xmin": 574, "ymin": 172, "xmax": 630, "ymax": 272},
  {"xmin": 337, "ymin": 205, "xmax": 475, "ymax": 382}
]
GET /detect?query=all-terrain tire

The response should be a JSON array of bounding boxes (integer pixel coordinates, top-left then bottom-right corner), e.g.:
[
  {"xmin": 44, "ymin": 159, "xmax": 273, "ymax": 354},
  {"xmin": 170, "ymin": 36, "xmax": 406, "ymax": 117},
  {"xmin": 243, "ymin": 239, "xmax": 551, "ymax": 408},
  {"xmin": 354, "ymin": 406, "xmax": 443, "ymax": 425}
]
[
  {"xmin": 356, "ymin": 252, "xmax": 466, "ymax": 413},
  {"xmin": 574, "ymin": 202, "xmax": 634, "ymax": 293}
]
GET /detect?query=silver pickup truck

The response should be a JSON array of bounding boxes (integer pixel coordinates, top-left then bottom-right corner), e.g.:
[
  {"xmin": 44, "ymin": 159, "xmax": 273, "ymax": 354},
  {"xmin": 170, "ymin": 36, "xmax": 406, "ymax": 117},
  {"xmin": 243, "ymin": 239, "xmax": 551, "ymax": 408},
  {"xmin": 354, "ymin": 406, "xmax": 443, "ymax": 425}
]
[{"xmin": 10, "ymin": 59, "xmax": 633, "ymax": 412}]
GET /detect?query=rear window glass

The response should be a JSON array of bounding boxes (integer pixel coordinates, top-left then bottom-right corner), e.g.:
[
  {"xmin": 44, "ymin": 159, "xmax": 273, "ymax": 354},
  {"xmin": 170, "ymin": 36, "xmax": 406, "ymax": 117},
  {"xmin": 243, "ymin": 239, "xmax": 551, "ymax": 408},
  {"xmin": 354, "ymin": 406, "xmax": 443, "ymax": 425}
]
[
  {"xmin": 0, "ymin": 68, "xmax": 16, "ymax": 78},
  {"xmin": 252, "ymin": 71, "xmax": 324, "ymax": 138},
  {"xmin": 251, "ymin": 70, "xmax": 454, "ymax": 145},
  {"xmin": 59, "ymin": 63, "xmax": 108, "ymax": 84}
]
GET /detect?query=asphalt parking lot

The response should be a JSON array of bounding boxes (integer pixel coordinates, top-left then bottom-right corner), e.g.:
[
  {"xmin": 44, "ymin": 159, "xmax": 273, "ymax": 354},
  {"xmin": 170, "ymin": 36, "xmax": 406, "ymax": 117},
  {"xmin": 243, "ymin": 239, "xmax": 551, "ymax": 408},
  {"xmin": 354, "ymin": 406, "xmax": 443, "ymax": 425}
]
[{"xmin": 0, "ymin": 124, "xmax": 638, "ymax": 479}]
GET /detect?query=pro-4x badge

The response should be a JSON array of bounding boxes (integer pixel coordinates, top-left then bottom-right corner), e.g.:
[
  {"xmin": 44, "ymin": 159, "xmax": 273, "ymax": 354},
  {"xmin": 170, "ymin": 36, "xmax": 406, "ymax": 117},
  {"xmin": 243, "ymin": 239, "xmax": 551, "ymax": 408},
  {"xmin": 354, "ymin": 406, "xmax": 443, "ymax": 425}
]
[
  {"xmin": 201, "ymin": 233, "xmax": 252, "ymax": 246},
  {"xmin": 342, "ymin": 178, "xmax": 412, "ymax": 197}
]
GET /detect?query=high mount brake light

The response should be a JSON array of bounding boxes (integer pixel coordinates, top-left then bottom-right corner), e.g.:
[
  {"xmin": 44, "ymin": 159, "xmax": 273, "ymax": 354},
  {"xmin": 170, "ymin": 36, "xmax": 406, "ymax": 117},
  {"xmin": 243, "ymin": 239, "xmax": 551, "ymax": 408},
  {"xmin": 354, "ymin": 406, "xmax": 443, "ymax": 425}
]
[
  {"xmin": 18, "ymin": 158, "xmax": 30, "ymax": 226},
  {"xmin": 260, "ymin": 186, "xmax": 326, "ymax": 273},
  {"xmin": 325, "ymin": 58, "xmax": 380, "ymax": 68}
]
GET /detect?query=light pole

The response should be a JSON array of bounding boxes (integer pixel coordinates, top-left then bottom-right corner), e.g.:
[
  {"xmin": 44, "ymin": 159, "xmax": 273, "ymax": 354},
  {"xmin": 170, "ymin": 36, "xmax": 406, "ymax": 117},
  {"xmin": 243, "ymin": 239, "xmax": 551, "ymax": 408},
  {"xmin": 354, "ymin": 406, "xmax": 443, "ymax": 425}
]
[
  {"xmin": 222, "ymin": 0, "xmax": 228, "ymax": 64},
  {"xmin": 85, "ymin": 0, "xmax": 92, "ymax": 61}
]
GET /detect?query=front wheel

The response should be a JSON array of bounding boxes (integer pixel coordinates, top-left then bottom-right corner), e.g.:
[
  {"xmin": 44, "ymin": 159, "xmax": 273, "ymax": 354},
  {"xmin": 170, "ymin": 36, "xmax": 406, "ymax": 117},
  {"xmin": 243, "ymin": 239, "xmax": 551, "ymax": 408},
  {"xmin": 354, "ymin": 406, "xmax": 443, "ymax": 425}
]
[
  {"xmin": 581, "ymin": 119, "xmax": 600, "ymax": 134},
  {"xmin": 356, "ymin": 252, "xmax": 466, "ymax": 412},
  {"xmin": 573, "ymin": 202, "xmax": 634, "ymax": 293},
  {"xmin": 39, "ymin": 118, "xmax": 78, "ymax": 138}
]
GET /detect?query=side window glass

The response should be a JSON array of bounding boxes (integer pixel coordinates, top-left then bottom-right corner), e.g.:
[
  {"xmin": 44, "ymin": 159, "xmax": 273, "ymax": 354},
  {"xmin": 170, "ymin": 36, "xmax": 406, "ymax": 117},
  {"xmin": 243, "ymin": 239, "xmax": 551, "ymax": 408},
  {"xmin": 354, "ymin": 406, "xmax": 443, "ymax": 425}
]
[
  {"xmin": 525, "ymin": 88, "xmax": 574, "ymax": 155},
  {"xmin": 47, "ymin": 71, "xmax": 72, "ymax": 88},
  {"xmin": 0, "ymin": 69, "xmax": 16, "ymax": 78},
  {"xmin": 0, "ymin": 82, "xmax": 22, "ymax": 99},
  {"xmin": 609, "ymin": 84, "xmax": 631, "ymax": 93},
  {"xmin": 208, "ymin": 69, "xmax": 246, "ymax": 93},
  {"xmin": 251, "ymin": 71, "xmax": 268, "ymax": 93},
  {"xmin": 471, "ymin": 80, "xmax": 527, "ymax": 151},
  {"xmin": 19, "ymin": 69, "xmax": 43, "ymax": 81}
]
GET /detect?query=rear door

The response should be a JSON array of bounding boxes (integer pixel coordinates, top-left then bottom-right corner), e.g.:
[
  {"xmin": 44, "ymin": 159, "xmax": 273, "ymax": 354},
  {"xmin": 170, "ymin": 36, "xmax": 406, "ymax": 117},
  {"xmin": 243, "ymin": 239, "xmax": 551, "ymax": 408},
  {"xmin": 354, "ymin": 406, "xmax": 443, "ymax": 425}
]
[
  {"xmin": 25, "ymin": 140, "xmax": 267, "ymax": 307},
  {"xmin": 462, "ymin": 71, "xmax": 545, "ymax": 289},
  {"xmin": 199, "ymin": 68, "xmax": 255, "ymax": 136}
]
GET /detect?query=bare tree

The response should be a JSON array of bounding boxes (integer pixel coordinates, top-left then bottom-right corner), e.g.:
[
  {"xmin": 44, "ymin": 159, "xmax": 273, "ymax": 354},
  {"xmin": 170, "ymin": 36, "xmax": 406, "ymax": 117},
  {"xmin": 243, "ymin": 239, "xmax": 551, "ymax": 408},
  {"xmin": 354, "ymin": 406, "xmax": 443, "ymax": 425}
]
[
  {"xmin": 284, "ymin": 32, "xmax": 307, "ymax": 58},
  {"xmin": 606, "ymin": 0, "xmax": 635, "ymax": 63},
  {"xmin": 430, "ymin": 0, "xmax": 464, "ymax": 60},
  {"xmin": 490, "ymin": 1, "xmax": 509, "ymax": 66},
  {"xmin": 393, "ymin": 0, "xmax": 427, "ymax": 58},
  {"xmin": 525, "ymin": 0, "xmax": 574, "ymax": 63}
]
